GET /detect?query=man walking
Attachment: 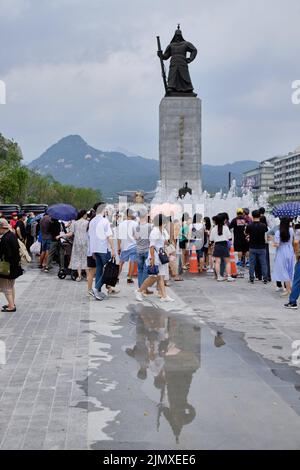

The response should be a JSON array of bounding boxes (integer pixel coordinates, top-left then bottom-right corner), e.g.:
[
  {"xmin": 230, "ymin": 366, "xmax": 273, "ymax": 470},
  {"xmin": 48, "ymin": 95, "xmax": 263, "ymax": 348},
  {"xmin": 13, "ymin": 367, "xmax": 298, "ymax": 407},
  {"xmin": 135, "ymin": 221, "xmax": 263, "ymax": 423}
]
[
  {"xmin": 117, "ymin": 209, "xmax": 138, "ymax": 284},
  {"xmin": 39, "ymin": 213, "xmax": 52, "ymax": 269},
  {"xmin": 88, "ymin": 202, "xmax": 116, "ymax": 300},
  {"xmin": 245, "ymin": 210, "xmax": 268, "ymax": 284}
]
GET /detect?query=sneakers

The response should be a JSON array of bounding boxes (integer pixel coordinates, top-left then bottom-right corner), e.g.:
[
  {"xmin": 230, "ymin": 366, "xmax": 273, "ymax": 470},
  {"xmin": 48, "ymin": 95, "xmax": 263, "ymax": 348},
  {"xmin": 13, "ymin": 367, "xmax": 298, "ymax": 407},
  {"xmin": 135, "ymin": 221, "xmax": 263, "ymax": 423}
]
[
  {"xmin": 284, "ymin": 302, "xmax": 298, "ymax": 310},
  {"xmin": 135, "ymin": 290, "xmax": 144, "ymax": 302},
  {"xmin": 44, "ymin": 267, "xmax": 49, "ymax": 273},
  {"xmin": 249, "ymin": 279, "xmax": 254, "ymax": 284},
  {"xmin": 207, "ymin": 268, "xmax": 214, "ymax": 274},
  {"xmin": 227, "ymin": 276, "xmax": 236, "ymax": 282},
  {"xmin": 87, "ymin": 290, "xmax": 94, "ymax": 297},
  {"xmin": 127, "ymin": 278, "xmax": 134, "ymax": 284},
  {"xmin": 217, "ymin": 276, "xmax": 225, "ymax": 282},
  {"xmin": 160, "ymin": 296, "xmax": 175, "ymax": 303},
  {"xmin": 92, "ymin": 288, "xmax": 107, "ymax": 301}
]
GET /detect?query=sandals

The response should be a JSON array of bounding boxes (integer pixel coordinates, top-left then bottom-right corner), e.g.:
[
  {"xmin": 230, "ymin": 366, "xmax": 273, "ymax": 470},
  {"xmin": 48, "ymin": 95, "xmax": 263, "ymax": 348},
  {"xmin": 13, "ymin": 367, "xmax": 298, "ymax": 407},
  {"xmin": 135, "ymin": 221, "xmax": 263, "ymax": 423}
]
[{"xmin": 1, "ymin": 305, "xmax": 16, "ymax": 312}]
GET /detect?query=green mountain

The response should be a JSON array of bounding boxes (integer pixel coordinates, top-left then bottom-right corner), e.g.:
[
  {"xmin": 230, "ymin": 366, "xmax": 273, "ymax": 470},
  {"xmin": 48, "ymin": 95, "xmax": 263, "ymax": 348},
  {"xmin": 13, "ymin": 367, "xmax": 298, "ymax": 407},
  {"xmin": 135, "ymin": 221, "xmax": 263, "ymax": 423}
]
[{"xmin": 28, "ymin": 135, "xmax": 259, "ymax": 197}]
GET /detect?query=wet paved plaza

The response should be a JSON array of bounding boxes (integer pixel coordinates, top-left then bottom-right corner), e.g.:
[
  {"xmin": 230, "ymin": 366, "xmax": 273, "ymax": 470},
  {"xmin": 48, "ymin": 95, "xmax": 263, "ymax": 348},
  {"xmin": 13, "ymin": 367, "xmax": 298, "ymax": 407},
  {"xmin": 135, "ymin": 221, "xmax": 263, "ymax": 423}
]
[{"xmin": 0, "ymin": 265, "xmax": 300, "ymax": 449}]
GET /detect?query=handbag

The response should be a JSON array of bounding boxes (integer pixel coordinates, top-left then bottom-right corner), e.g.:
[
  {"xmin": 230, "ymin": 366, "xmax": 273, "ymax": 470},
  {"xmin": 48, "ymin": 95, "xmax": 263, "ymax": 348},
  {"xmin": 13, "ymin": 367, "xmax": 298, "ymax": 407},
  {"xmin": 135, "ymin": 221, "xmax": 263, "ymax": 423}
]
[
  {"xmin": 147, "ymin": 264, "xmax": 159, "ymax": 276},
  {"xmin": 158, "ymin": 248, "xmax": 169, "ymax": 265},
  {"xmin": 18, "ymin": 239, "xmax": 32, "ymax": 266},
  {"xmin": 101, "ymin": 257, "xmax": 119, "ymax": 287},
  {"xmin": 0, "ymin": 259, "xmax": 10, "ymax": 276}
]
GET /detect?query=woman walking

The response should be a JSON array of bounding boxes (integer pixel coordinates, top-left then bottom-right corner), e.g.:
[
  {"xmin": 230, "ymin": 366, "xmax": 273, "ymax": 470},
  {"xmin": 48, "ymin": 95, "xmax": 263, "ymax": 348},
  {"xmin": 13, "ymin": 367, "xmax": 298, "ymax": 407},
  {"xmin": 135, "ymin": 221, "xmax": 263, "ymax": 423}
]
[
  {"xmin": 210, "ymin": 215, "xmax": 235, "ymax": 282},
  {"xmin": 189, "ymin": 213, "xmax": 205, "ymax": 272},
  {"xmin": 179, "ymin": 213, "xmax": 190, "ymax": 270},
  {"xmin": 272, "ymin": 218, "xmax": 295, "ymax": 297},
  {"xmin": 135, "ymin": 214, "xmax": 174, "ymax": 302},
  {"xmin": 0, "ymin": 218, "xmax": 23, "ymax": 312},
  {"xmin": 69, "ymin": 210, "xmax": 89, "ymax": 281}
]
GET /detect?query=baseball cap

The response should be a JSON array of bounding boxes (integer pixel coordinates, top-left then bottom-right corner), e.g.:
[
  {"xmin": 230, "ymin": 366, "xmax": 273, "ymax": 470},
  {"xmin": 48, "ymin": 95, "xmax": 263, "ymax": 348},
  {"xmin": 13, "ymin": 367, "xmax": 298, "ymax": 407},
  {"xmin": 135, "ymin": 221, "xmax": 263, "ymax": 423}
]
[{"xmin": 236, "ymin": 208, "xmax": 244, "ymax": 215}]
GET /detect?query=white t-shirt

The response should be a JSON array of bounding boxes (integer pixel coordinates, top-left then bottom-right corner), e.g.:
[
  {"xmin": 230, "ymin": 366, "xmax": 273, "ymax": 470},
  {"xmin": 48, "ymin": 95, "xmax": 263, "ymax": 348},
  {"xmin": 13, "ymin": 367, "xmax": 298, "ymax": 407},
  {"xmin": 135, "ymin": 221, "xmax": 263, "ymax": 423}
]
[
  {"xmin": 210, "ymin": 225, "xmax": 232, "ymax": 243},
  {"xmin": 149, "ymin": 226, "xmax": 169, "ymax": 251},
  {"xmin": 117, "ymin": 219, "xmax": 138, "ymax": 251},
  {"xmin": 88, "ymin": 215, "xmax": 112, "ymax": 254}
]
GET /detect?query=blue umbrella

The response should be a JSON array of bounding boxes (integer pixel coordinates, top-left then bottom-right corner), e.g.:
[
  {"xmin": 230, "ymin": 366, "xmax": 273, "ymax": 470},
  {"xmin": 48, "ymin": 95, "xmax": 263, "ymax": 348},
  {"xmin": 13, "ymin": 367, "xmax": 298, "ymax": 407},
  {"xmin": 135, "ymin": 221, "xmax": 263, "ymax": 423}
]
[
  {"xmin": 272, "ymin": 202, "xmax": 300, "ymax": 219},
  {"xmin": 47, "ymin": 204, "xmax": 77, "ymax": 221}
]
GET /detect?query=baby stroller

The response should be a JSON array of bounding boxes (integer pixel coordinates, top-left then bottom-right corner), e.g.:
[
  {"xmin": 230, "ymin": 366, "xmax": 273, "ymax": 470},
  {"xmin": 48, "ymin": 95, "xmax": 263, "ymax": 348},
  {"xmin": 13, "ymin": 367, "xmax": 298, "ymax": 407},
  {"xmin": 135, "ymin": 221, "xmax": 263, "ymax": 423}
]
[{"xmin": 57, "ymin": 237, "xmax": 78, "ymax": 280}]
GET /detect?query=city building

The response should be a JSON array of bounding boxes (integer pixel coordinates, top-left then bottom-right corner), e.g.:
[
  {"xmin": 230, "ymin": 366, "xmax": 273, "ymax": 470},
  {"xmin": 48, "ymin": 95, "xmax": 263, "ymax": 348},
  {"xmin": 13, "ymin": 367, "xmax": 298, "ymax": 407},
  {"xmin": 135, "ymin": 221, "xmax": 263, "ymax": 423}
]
[
  {"xmin": 273, "ymin": 147, "xmax": 300, "ymax": 200},
  {"xmin": 243, "ymin": 160, "xmax": 275, "ymax": 198},
  {"xmin": 243, "ymin": 147, "xmax": 300, "ymax": 201}
]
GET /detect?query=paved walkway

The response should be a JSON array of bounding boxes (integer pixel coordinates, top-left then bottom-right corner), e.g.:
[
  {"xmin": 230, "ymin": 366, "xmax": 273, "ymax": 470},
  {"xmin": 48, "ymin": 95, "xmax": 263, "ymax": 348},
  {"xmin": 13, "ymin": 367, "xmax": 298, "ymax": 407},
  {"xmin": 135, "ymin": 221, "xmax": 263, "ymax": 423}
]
[{"xmin": 0, "ymin": 264, "xmax": 300, "ymax": 449}]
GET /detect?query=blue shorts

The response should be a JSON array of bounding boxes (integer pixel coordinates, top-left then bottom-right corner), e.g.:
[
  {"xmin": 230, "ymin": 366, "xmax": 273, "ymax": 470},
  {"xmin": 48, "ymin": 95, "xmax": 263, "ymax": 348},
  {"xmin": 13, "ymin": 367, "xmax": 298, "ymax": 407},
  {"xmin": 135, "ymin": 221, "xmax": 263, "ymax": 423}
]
[
  {"xmin": 120, "ymin": 247, "xmax": 137, "ymax": 263},
  {"xmin": 41, "ymin": 239, "xmax": 51, "ymax": 252}
]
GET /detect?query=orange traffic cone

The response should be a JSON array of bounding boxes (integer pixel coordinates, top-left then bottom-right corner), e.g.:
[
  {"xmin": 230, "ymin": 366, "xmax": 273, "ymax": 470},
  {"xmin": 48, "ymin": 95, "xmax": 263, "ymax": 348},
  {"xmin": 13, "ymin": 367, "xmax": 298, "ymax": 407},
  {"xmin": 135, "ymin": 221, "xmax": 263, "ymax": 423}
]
[
  {"xmin": 189, "ymin": 245, "xmax": 199, "ymax": 274},
  {"xmin": 230, "ymin": 246, "xmax": 238, "ymax": 278}
]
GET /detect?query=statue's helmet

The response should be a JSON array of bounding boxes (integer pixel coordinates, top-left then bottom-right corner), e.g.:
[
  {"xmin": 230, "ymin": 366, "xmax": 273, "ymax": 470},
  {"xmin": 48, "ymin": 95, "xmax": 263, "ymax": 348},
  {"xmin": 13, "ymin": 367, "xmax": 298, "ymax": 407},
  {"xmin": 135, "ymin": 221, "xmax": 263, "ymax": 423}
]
[{"xmin": 171, "ymin": 25, "xmax": 185, "ymax": 43}]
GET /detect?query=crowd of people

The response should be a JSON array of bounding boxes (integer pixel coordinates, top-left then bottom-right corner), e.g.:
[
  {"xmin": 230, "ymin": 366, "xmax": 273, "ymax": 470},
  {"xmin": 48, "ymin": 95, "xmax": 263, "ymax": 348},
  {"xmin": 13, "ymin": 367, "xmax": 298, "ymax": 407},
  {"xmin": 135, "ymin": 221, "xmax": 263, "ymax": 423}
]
[{"xmin": 1, "ymin": 203, "xmax": 300, "ymax": 312}]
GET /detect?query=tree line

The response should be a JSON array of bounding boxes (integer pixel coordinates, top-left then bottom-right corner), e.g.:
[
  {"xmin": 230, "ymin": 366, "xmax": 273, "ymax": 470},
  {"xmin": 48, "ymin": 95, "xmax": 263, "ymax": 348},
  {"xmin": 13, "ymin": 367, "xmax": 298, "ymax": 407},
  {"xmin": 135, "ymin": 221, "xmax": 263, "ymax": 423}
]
[{"xmin": 0, "ymin": 134, "xmax": 102, "ymax": 209}]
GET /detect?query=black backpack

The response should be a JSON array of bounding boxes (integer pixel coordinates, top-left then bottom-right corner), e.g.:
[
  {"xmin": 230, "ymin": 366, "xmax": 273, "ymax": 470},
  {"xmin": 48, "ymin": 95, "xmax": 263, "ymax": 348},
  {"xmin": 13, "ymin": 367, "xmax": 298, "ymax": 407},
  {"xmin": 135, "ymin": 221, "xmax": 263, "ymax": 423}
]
[{"xmin": 101, "ymin": 258, "xmax": 119, "ymax": 287}]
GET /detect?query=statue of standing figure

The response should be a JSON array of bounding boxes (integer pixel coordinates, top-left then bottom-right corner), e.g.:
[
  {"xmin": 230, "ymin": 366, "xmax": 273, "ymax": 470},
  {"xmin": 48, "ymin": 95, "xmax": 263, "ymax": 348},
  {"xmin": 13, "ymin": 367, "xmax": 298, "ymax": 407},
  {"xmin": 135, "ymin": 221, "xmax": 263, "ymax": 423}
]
[{"xmin": 157, "ymin": 25, "xmax": 197, "ymax": 96}]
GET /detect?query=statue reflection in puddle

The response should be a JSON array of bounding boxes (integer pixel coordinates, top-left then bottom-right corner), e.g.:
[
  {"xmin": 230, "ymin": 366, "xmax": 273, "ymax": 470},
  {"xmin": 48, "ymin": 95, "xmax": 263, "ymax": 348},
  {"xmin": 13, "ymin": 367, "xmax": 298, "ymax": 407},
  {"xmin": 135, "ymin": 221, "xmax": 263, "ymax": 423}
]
[{"xmin": 126, "ymin": 305, "xmax": 200, "ymax": 443}]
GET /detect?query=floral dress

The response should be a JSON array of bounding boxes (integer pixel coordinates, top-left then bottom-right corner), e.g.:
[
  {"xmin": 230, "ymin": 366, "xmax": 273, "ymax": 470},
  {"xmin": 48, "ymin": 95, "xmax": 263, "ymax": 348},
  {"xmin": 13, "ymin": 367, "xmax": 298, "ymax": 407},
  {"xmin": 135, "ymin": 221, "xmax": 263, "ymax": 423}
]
[{"xmin": 69, "ymin": 219, "xmax": 88, "ymax": 270}]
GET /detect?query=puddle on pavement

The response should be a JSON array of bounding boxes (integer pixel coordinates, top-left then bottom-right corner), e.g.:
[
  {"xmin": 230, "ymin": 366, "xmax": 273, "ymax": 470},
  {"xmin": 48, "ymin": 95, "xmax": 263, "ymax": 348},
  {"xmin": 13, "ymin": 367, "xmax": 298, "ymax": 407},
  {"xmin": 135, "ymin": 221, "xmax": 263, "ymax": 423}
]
[
  {"xmin": 125, "ymin": 305, "xmax": 201, "ymax": 444},
  {"xmin": 77, "ymin": 303, "xmax": 300, "ymax": 449}
]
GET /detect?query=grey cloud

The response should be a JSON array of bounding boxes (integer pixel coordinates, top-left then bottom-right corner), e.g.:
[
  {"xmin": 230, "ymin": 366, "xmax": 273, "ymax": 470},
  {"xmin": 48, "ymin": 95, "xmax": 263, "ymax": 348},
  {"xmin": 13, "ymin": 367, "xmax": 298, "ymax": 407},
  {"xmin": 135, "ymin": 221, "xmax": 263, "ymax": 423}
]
[{"xmin": 0, "ymin": 0, "xmax": 300, "ymax": 165}]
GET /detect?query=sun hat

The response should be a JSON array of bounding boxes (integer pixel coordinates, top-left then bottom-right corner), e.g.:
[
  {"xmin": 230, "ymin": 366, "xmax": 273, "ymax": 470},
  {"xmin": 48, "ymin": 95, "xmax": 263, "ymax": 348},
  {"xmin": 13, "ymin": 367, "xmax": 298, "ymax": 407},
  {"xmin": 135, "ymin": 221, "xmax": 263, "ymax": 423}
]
[
  {"xmin": 0, "ymin": 218, "xmax": 10, "ymax": 229},
  {"xmin": 236, "ymin": 208, "xmax": 244, "ymax": 215}
]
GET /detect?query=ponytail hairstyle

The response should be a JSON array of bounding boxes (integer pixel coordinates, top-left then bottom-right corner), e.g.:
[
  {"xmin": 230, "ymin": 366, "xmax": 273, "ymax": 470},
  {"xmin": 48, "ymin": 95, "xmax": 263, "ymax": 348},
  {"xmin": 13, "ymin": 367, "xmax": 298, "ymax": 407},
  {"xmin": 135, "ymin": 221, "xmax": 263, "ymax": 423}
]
[
  {"xmin": 279, "ymin": 217, "xmax": 290, "ymax": 243},
  {"xmin": 214, "ymin": 215, "xmax": 224, "ymax": 237}
]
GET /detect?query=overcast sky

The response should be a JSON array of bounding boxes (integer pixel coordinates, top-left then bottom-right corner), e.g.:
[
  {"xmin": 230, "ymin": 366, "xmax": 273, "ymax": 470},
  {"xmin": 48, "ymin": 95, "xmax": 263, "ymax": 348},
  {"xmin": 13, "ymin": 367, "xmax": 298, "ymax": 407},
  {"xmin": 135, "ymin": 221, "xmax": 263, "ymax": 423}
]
[{"xmin": 0, "ymin": 0, "xmax": 299, "ymax": 164}]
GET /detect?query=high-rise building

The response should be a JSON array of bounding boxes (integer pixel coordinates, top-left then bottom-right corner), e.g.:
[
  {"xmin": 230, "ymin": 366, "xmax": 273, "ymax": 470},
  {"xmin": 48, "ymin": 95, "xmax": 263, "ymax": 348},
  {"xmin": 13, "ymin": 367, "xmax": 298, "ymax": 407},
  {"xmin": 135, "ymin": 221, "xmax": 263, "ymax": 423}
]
[
  {"xmin": 243, "ymin": 147, "xmax": 300, "ymax": 201},
  {"xmin": 273, "ymin": 147, "xmax": 300, "ymax": 200}
]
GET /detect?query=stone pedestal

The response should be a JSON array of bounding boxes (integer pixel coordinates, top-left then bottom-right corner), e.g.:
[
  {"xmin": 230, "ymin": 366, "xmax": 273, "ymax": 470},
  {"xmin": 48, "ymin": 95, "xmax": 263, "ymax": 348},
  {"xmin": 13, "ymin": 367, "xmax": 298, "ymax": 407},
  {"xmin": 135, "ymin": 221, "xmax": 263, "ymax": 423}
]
[{"xmin": 159, "ymin": 96, "xmax": 202, "ymax": 198}]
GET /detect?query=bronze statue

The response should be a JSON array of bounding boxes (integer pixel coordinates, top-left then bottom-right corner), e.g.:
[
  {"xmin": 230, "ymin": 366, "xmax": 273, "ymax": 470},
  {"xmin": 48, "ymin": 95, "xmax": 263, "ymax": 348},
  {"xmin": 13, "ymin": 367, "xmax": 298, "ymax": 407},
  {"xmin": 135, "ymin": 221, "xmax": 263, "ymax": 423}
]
[{"xmin": 157, "ymin": 25, "xmax": 197, "ymax": 96}]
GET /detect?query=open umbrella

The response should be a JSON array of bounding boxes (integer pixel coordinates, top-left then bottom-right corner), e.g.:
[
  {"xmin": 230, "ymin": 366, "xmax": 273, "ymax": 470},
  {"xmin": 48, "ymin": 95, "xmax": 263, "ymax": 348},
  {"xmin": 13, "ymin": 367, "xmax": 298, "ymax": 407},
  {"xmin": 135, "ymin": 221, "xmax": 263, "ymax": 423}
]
[
  {"xmin": 272, "ymin": 202, "xmax": 300, "ymax": 219},
  {"xmin": 47, "ymin": 204, "xmax": 77, "ymax": 221}
]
